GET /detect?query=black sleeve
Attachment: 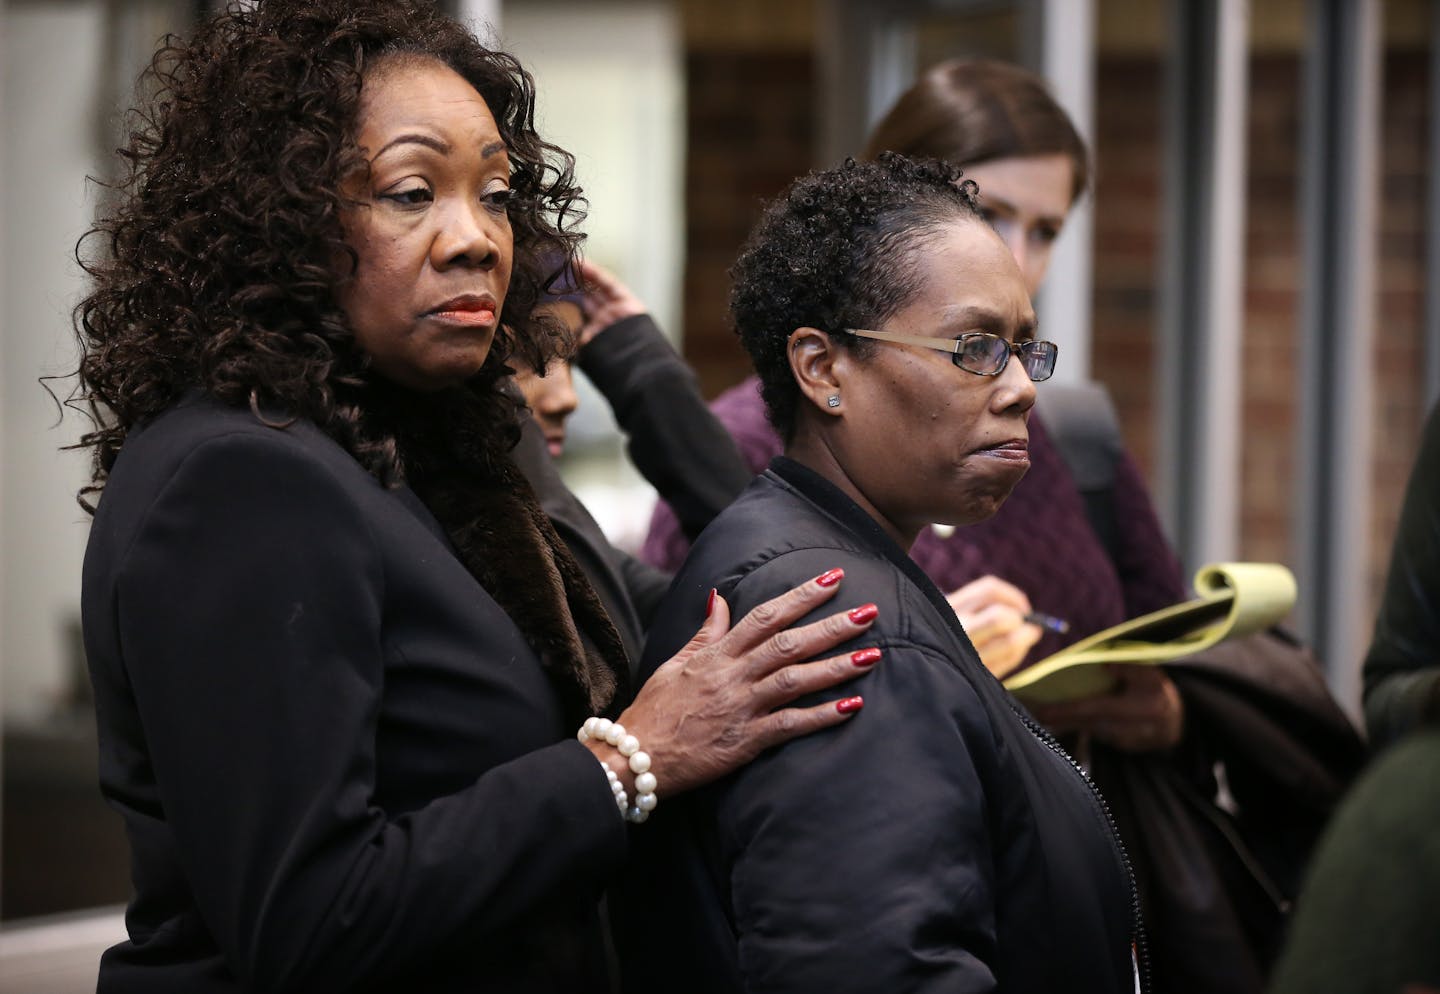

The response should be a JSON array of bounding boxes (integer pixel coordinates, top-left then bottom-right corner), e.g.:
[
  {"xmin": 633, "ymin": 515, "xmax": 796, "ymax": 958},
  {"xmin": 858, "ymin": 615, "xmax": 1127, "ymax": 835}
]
[
  {"xmin": 710, "ymin": 557, "xmax": 1002, "ymax": 993},
  {"xmin": 1364, "ymin": 402, "xmax": 1440, "ymax": 748},
  {"xmin": 577, "ymin": 314, "xmax": 751, "ymax": 540},
  {"xmin": 116, "ymin": 432, "xmax": 627, "ymax": 991}
]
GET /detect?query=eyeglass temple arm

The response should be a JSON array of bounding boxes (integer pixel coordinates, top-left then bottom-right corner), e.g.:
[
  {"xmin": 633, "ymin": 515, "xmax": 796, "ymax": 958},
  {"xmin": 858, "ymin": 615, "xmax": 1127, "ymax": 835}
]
[
  {"xmin": 843, "ymin": 328, "xmax": 963, "ymax": 355},
  {"xmin": 846, "ymin": 328, "xmax": 1053, "ymax": 357}
]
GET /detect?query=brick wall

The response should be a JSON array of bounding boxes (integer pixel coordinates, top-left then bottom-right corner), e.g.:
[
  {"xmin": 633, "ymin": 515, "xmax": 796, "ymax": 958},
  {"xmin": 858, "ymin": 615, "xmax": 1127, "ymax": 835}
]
[
  {"xmin": 1238, "ymin": 55, "xmax": 1304, "ymax": 568},
  {"xmin": 682, "ymin": 50, "xmax": 815, "ymax": 397},
  {"xmin": 1085, "ymin": 49, "xmax": 1428, "ymax": 611},
  {"xmin": 1371, "ymin": 47, "xmax": 1430, "ymax": 603},
  {"xmin": 1090, "ymin": 56, "xmax": 1165, "ymax": 479}
]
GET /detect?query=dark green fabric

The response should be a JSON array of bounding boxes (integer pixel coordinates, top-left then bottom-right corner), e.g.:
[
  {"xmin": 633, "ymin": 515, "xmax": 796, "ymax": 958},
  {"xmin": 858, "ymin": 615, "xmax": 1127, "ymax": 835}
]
[
  {"xmin": 1269, "ymin": 730, "xmax": 1440, "ymax": 994},
  {"xmin": 1364, "ymin": 401, "xmax": 1440, "ymax": 749}
]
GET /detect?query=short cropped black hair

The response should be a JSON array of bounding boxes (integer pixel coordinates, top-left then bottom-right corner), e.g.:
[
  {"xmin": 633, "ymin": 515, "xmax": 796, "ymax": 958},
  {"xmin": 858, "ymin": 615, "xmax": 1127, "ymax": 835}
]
[{"xmin": 729, "ymin": 153, "xmax": 983, "ymax": 439}]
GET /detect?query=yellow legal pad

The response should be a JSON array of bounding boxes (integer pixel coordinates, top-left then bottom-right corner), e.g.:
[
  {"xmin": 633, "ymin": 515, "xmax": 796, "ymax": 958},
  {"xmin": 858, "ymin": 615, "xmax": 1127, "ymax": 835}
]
[{"xmin": 1003, "ymin": 562, "xmax": 1298, "ymax": 705}]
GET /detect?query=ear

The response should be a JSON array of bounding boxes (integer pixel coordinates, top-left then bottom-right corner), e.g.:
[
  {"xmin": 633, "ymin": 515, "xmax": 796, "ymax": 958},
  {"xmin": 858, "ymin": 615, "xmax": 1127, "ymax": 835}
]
[{"xmin": 788, "ymin": 326, "xmax": 845, "ymax": 417}]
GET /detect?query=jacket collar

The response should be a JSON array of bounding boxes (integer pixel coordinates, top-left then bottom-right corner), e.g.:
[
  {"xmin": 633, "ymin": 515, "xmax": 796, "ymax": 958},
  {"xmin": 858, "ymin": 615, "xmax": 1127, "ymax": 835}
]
[{"xmin": 767, "ymin": 455, "xmax": 969, "ymax": 640}]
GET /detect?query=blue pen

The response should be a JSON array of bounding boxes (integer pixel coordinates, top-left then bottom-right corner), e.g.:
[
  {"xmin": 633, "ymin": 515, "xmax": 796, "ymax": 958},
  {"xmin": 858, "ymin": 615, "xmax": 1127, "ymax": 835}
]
[{"xmin": 1023, "ymin": 612, "xmax": 1071, "ymax": 635}]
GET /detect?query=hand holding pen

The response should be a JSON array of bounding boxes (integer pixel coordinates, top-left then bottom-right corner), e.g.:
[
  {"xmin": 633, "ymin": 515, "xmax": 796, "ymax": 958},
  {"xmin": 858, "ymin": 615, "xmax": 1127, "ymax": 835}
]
[
  {"xmin": 1023, "ymin": 612, "xmax": 1070, "ymax": 635},
  {"xmin": 946, "ymin": 575, "xmax": 1047, "ymax": 680}
]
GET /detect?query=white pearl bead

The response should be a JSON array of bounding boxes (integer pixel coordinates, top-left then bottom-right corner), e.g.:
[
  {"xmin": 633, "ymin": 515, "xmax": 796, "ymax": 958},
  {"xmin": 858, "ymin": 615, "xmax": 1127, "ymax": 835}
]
[
  {"xmin": 634, "ymin": 772, "xmax": 657, "ymax": 795},
  {"xmin": 605, "ymin": 768, "xmax": 619, "ymax": 784},
  {"xmin": 584, "ymin": 717, "xmax": 602, "ymax": 737},
  {"xmin": 636, "ymin": 792, "xmax": 657, "ymax": 812},
  {"xmin": 628, "ymin": 751, "xmax": 651, "ymax": 774},
  {"xmin": 615, "ymin": 792, "xmax": 627, "ymax": 811},
  {"xmin": 627, "ymin": 807, "xmax": 649, "ymax": 824},
  {"xmin": 604, "ymin": 723, "xmax": 626, "ymax": 746},
  {"xmin": 594, "ymin": 718, "xmax": 613, "ymax": 740},
  {"xmin": 577, "ymin": 727, "xmax": 589, "ymax": 742},
  {"xmin": 618, "ymin": 735, "xmax": 640, "ymax": 757}
]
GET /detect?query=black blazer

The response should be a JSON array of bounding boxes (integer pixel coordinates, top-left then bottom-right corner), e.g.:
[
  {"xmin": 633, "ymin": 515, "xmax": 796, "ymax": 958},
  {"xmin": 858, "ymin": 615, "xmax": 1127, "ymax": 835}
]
[
  {"xmin": 618, "ymin": 458, "xmax": 1140, "ymax": 994},
  {"xmin": 82, "ymin": 396, "xmax": 627, "ymax": 993}
]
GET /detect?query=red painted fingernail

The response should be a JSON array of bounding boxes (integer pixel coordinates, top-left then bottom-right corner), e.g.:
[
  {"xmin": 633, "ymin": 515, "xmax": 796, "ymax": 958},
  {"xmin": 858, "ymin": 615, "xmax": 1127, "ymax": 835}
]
[
  {"xmin": 847, "ymin": 603, "xmax": 878, "ymax": 625},
  {"xmin": 706, "ymin": 588, "xmax": 717, "ymax": 617},
  {"xmin": 851, "ymin": 647, "xmax": 882, "ymax": 667},
  {"xmin": 836, "ymin": 696, "xmax": 864, "ymax": 714},
  {"xmin": 815, "ymin": 568, "xmax": 844, "ymax": 587}
]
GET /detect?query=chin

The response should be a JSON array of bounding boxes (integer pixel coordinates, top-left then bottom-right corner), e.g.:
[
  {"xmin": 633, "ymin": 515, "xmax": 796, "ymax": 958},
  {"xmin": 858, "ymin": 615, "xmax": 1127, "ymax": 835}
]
[
  {"xmin": 936, "ymin": 487, "xmax": 1020, "ymax": 527},
  {"xmin": 429, "ymin": 359, "xmax": 496, "ymax": 392}
]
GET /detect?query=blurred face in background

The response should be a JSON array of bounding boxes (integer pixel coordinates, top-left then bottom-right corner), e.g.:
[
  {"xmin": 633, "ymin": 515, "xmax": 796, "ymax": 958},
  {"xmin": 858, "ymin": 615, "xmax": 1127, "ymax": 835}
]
[
  {"xmin": 963, "ymin": 153, "xmax": 1075, "ymax": 298},
  {"xmin": 516, "ymin": 358, "xmax": 580, "ymax": 458}
]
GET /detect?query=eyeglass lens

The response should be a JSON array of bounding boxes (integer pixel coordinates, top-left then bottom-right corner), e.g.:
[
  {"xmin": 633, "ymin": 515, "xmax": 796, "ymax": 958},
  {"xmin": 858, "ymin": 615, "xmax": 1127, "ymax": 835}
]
[{"xmin": 953, "ymin": 335, "xmax": 1056, "ymax": 381}]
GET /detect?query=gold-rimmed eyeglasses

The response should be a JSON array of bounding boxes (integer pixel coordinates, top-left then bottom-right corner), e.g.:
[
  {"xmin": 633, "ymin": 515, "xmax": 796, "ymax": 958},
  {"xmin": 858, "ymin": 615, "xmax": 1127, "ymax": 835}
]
[{"xmin": 842, "ymin": 328, "xmax": 1058, "ymax": 382}]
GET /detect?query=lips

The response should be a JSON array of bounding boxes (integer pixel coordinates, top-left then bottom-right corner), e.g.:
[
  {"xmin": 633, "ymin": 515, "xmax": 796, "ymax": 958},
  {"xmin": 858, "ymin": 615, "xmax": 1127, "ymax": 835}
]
[
  {"xmin": 977, "ymin": 439, "xmax": 1030, "ymax": 461},
  {"xmin": 424, "ymin": 293, "xmax": 499, "ymax": 327}
]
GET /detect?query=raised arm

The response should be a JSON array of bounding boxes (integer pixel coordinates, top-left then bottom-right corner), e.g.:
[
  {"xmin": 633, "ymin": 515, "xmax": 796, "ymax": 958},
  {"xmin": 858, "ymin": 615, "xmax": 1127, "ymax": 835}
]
[{"xmin": 572, "ymin": 259, "xmax": 752, "ymax": 539}]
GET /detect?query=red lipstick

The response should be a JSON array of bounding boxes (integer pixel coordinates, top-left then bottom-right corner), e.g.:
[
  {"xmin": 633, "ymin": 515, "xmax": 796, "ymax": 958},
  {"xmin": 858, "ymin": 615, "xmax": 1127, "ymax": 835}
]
[{"xmin": 425, "ymin": 293, "xmax": 498, "ymax": 326}]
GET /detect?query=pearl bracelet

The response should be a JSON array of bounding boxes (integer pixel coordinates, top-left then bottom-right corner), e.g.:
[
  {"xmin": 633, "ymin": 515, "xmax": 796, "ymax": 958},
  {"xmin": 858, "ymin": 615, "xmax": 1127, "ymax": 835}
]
[{"xmin": 578, "ymin": 716, "xmax": 658, "ymax": 824}]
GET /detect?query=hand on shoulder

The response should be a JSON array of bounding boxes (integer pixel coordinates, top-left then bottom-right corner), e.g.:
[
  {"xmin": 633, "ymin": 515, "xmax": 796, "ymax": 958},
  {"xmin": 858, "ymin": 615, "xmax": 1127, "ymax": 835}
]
[{"xmin": 584, "ymin": 570, "xmax": 882, "ymax": 799}]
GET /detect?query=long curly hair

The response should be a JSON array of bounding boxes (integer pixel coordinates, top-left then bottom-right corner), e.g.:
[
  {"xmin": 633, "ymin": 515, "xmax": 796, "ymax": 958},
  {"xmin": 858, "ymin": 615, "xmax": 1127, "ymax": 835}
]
[
  {"xmin": 70, "ymin": 0, "xmax": 631, "ymax": 717},
  {"xmin": 729, "ymin": 153, "xmax": 983, "ymax": 439},
  {"xmin": 72, "ymin": 0, "xmax": 584, "ymax": 505}
]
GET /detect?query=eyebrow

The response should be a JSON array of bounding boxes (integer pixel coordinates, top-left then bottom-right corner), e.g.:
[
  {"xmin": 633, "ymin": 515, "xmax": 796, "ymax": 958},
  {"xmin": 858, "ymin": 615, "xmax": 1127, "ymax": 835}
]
[
  {"xmin": 942, "ymin": 305, "xmax": 1038, "ymax": 338},
  {"xmin": 371, "ymin": 135, "xmax": 509, "ymax": 160},
  {"xmin": 978, "ymin": 194, "xmax": 1065, "ymax": 224},
  {"xmin": 373, "ymin": 133, "xmax": 450, "ymax": 159}
]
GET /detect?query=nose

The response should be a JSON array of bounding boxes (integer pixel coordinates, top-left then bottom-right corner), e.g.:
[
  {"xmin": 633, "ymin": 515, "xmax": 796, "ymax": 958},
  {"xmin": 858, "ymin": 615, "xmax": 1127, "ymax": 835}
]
[
  {"xmin": 432, "ymin": 199, "xmax": 503, "ymax": 270},
  {"xmin": 539, "ymin": 363, "xmax": 579, "ymax": 420},
  {"xmin": 994, "ymin": 350, "xmax": 1037, "ymax": 415}
]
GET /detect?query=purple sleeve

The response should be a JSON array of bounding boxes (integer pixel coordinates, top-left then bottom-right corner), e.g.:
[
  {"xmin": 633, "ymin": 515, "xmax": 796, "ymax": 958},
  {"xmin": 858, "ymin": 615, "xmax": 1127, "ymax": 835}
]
[
  {"xmin": 641, "ymin": 376, "xmax": 782, "ymax": 570},
  {"xmin": 1108, "ymin": 450, "xmax": 1187, "ymax": 615}
]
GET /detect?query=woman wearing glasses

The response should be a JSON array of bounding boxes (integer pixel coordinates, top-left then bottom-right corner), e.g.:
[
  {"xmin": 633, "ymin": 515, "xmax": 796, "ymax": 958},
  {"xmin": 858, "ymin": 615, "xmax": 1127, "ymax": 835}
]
[
  {"xmin": 615, "ymin": 154, "xmax": 1140, "ymax": 993},
  {"xmin": 644, "ymin": 58, "xmax": 1188, "ymax": 721}
]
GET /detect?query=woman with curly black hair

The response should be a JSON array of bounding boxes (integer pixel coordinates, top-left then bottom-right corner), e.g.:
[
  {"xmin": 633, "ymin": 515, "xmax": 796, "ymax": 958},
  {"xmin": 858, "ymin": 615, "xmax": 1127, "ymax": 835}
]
[
  {"xmin": 73, "ymin": 2, "xmax": 879, "ymax": 991},
  {"xmin": 620, "ymin": 155, "xmax": 1141, "ymax": 993}
]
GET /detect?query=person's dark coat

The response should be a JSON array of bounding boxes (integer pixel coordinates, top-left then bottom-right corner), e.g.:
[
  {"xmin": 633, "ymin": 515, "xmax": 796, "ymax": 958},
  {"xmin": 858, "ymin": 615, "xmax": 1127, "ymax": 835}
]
[
  {"xmin": 82, "ymin": 395, "xmax": 627, "ymax": 994},
  {"xmin": 615, "ymin": 457, "xmax": 1141, "ymax": 994}
]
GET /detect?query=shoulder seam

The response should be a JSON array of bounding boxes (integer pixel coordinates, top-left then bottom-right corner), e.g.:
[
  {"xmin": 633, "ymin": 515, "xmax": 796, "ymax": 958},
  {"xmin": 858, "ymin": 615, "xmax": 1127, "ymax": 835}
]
[{"xmin": 114, "ymin": 424, "xmax": 382, "ymax": 582}]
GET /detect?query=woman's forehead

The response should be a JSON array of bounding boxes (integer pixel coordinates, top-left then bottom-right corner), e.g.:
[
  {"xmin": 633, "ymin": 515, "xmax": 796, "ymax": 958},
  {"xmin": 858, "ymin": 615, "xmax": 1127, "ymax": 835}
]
[
  {"xmin": 356, "ymin": 58, "xmax": 500, "ymax": 148},
  {"xmin": 907, "ymin": 219, "xmax": 1032, "ymax": 317}
]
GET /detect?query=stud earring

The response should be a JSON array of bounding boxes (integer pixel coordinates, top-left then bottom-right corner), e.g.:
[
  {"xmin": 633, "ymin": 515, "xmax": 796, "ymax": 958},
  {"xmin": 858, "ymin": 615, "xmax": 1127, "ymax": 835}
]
[{"xmin": 826, "ymin": 394, "xmax": 841, "ymax": 409}]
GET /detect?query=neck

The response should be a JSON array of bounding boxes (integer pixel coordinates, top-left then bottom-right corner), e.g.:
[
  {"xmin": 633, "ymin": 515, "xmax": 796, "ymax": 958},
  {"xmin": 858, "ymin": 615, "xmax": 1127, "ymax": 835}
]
[{"xmin": 784, "ymin": 418, "xmax": 919, "ymax": 550}]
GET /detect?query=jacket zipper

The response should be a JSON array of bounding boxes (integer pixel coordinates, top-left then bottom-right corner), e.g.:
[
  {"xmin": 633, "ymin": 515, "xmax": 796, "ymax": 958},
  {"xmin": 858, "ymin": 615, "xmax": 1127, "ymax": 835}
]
[{"xmin": 1011, "ymin": 703, "xmax": 1152, "ymax": 994}]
